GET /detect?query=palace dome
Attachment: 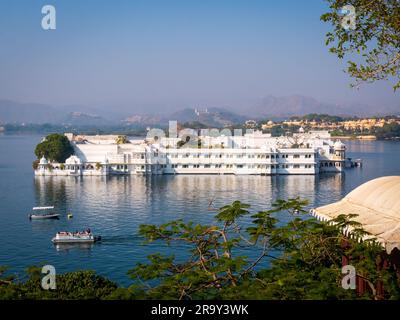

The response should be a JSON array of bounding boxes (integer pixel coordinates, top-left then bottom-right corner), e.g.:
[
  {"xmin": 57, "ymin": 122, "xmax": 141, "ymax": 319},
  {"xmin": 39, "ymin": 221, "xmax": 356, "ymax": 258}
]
[
  {"xmin": 333, "ymin": 140, "xmax": 345, "ymax": 150},
  {"xmin": 39, "ymin": 156, "xmax": 48, "ymax": 165},
  {"xmin": 65, "ymin": 155, "xmax": 82, "ymax": 165},
  {"xmin": 312, "ymin": 176, "xmax": 400, "ymax": 253}
]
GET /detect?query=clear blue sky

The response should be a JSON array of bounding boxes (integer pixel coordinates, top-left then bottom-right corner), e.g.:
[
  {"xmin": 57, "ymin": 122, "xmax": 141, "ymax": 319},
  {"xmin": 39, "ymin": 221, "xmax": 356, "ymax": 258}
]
[{"xmin": 0, "ymin": 0, "xmax": 398, "ymax": 113}]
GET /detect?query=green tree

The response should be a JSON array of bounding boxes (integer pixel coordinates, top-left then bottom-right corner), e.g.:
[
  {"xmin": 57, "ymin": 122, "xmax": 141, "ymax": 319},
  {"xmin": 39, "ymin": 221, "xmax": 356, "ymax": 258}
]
[
  {"xmin": 32, "ymin": 159, "xmax": 39, "ymax": 170},
  {"xmin": 34, "ymin": 134, "xmax": 74, "ymax": 163},
  {"xmin": 374, "ymin": 122, "xmax": 400, "ymax": 139},
  {"xmin": 0, "ymin": 266, "xmax": 122, "ymax": 300},
  {"xmin": 128, "ymin": 198, "xmax": 399, "ymax": 300},
  {"xmin": 321, "ymin": 0, "xmax": 400, "ymax": 90}
]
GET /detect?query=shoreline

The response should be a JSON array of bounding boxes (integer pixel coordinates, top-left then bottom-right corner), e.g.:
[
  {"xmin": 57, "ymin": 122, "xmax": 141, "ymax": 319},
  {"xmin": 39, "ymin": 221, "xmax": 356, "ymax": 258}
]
[{"xmin": 331, "ymin": 135, "xmax": 377, "ymax": 141}]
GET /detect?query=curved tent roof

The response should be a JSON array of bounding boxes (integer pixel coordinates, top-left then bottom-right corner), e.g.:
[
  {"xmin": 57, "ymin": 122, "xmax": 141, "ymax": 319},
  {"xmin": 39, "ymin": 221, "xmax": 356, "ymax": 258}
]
[{"xmin": 311, "ymin": 176, "xmax": 400, "ymax": 253}]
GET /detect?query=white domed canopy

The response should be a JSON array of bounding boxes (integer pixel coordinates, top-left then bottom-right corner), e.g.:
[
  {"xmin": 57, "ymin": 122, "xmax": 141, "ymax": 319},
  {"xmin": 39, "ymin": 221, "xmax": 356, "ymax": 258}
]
[
  {"xmin": 312, "ymin": 176, "xmax": 400, "ymax": 253},
  {"xmin": 65, "ymin": 155, "xmax": 82, "ymax": 165},
  {"xmin": 333, "ymin": 140, "xmax": 345, "ymax": 150},
  {"xmin": 39, "ymin": 156, "xmax": 48, "ymax": 165}
]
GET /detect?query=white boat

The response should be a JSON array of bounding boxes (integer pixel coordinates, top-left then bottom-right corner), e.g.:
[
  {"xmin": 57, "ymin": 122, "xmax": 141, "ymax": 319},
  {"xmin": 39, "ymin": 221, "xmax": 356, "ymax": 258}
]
[
  {"xmin": 51, "ymin": 229, "xmax": 101, "ymax": 244},
  {"xmin": 29, "ymin": 206, "xmax": 60, "ymax": 220}
]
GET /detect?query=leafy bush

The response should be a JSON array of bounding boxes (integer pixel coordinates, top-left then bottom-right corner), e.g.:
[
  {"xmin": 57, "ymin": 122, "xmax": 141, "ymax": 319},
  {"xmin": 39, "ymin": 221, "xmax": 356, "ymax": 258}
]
[{"xmin": 0, "ymin": 266, "xmax": 119, "ymax": 300}]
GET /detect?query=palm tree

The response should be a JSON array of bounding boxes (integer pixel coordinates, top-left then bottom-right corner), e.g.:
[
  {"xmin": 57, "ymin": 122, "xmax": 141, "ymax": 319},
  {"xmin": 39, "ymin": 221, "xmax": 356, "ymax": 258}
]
[{"xmin": 115, "ymin": 135, "xmax": 128, "ymax": 144}]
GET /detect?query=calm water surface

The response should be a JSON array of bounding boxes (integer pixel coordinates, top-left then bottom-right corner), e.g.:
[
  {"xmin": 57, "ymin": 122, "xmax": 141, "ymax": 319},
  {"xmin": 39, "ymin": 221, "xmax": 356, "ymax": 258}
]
[{"xmin": 0, "ymin": 134, "xmax": 399, "ymax": 285}]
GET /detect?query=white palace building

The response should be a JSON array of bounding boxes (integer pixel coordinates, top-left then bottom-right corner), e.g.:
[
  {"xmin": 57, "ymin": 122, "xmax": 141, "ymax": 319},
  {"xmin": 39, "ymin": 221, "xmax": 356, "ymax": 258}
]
[{"xmin": 35, "ymin": 129, "xmax": 353, "ymax": 176}]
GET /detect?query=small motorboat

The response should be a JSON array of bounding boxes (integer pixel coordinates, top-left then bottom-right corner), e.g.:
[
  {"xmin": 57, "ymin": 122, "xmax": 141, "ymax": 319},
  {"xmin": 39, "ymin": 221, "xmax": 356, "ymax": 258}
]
[
  {"xmin": 51, "ymin": 229, "xmax": 101, "ymax": 244},
  {"xmin": 29, "ymin": 206, "xmax": 60, "ymax": 220}
]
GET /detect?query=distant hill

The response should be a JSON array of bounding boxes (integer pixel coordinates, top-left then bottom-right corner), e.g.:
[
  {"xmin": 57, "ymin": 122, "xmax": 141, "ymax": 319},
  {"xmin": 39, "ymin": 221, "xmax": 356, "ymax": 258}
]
[
  {"xmin": 246, "ymin": 95, "xmax": 399, "ymax": 119},
  {"xmin": 62, "ymin": 112, "xmax": 112, "ymax": 126},
  {"xmin": 0, "ymin": 100, "xmax": 114, "ymax": 126},
  {"xmin": 122, "ymin": 114, "xmax": 163, "ymax": 126},
  {"xmin": 246, "ymin": 95, "xmax": 345, "ymax": 119},
  {"xmin": 169, "ymin": 107, "xmax": 246, "ymax": 127},
  {"xmin": 0, "ymin": 100, "xmax": 62, "ymax": 124},
  {"xmin": 0, "ymin": 96, "xmax": 398, "ymax": 127},
  {"xmin": 123, "ymin": 107, "xmax": 247, "ymax": 128}
]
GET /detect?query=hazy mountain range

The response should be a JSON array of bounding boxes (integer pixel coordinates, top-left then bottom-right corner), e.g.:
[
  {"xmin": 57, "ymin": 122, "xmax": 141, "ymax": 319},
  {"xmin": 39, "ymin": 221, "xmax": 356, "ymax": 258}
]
[
  {"xmin": 0, "ymin": 95, "xmax": 398, "ymax": 127},
  {"xmin": 0, "ymin": 100, "xmax": 121, "ymax": 126},
  {"xmin": 246, "ymin": 95, "xmax": 399, "ymax": 119}
]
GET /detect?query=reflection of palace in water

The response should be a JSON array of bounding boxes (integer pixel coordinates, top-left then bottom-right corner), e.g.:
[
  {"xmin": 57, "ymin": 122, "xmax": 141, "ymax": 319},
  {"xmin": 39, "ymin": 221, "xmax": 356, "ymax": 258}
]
[{"xmin": 34, "ymin": 172, "xmax": 347, "ymax": 218}]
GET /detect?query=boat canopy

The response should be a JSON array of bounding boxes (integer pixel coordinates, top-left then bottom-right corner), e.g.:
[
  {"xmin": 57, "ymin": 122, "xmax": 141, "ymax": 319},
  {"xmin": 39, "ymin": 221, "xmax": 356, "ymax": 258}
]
[{"xmin": 32, "ymin": 206, "xmax": 54, "ymax": 210}]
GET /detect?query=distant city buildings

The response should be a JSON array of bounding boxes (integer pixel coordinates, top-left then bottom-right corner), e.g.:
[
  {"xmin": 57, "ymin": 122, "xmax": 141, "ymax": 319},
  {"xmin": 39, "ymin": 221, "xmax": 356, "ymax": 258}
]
[
  {"xmin": 261, "ymin": 121, "xmax": 275, "ymax": 130},
  {"xmin": 262, "ymin": 117, "xmax": 400, "ymax": 132}
]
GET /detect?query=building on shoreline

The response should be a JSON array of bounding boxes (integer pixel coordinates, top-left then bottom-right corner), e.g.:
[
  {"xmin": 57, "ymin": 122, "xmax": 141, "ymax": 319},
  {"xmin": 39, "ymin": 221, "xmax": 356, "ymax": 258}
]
[
  {"xmin": 273, "ymin": 117, "xmax": 400, "ymax": 133},
  {"xmin": 35, "ymin": 130, "xmax": 354, "ymax": 176}
]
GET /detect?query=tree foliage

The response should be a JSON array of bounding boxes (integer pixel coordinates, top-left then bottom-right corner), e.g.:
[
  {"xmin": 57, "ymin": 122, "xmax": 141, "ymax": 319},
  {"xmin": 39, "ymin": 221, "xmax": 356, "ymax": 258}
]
[
  {"xmin": 290, "ymin": 113, "xmax": 347, "ymax": 123},
  {"xmin": 34, "ymin": 134, "xmax": 74, "ymax": 163},
  {"xmin": 116, "ymin": 135, "xmax": 129, "ymax": 144},
  {"xmin": 374, "ymin": 122, "xmax": 400, "ymax": 139},
  {"xmin": 0, "ymin": 266, "xmax": 123, "ymax": 300},
  {"xmin": 32, "ymin": 159, "xmax": 39, "ymax": 170},
  {"xmin": 128, "ymin": 199, "xmax": 400, "ymax": 300},
  {"xmin": 321, "ymin": 0, "xmax": 400, "ymax": 90}
]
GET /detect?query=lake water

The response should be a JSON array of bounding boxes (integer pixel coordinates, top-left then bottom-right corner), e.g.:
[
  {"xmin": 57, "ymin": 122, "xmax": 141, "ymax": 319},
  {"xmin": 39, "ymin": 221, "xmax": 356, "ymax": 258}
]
[{"xmin": 0, "ymin": 134, "xmax": 399, "ymax": 285}]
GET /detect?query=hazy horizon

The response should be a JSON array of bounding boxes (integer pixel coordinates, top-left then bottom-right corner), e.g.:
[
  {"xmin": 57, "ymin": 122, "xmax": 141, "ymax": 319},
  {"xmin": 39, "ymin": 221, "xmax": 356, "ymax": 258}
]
[{"xmin": 0, "ymin": 0, "xmax": 398, "ymax": 115}]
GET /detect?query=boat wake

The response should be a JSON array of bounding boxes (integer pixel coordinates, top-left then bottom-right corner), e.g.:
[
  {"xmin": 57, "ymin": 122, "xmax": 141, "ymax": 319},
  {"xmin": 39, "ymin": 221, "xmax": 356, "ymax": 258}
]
[{"xmin": 97, "ymin": 234, "xmax": 143, "ymax": 244}]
